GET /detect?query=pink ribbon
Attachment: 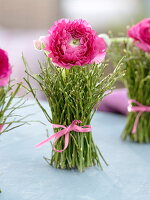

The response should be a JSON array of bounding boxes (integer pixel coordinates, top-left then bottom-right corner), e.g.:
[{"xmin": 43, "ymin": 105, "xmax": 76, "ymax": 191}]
[
  {"xmin": 36, "ymin": 120, "xmax": 92, "ymax": 152},
  {"xmin": 128, "ymin": 99, "xmax": 150, "ymax": 134}
]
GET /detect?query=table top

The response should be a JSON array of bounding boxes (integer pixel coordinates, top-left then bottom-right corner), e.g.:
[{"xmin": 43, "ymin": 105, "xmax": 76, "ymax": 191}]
[{"xmin": 0, "ymin": 100, "xmax": 150, "ymax": 200}]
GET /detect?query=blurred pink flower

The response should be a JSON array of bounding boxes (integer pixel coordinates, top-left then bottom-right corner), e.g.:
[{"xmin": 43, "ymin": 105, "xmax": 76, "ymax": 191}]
[
  {"xmin": 0, "ymin": 49, "xmax": 12, "ymax": 86},
  {"xmin": 43, "ymin": 19, "xmax": 106, "ymax": 69},
  {"xmin": 128, "ymin": 18, "xmax": 150, "ymax": 53}
]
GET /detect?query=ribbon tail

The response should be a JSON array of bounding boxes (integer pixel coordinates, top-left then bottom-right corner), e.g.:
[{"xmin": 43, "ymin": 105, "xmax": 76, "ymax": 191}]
[
  {"xmin": 53, "ymin": 132, "xmax": 70, "ymax": 152},
  {"xmin": 36, "ymin": 133, "xmax": 56, "ymax": 148},
  {"xmin": 132, "ymin": 112, "xmax": 142, "ymax": 134},
  {"xmin": 36, "ymin": 128, "xmax": 68, "ymax": 148}
]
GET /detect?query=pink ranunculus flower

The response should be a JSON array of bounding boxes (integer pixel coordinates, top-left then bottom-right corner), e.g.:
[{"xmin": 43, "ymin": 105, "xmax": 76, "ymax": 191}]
[
  {"xmin": 43, "ymin": 19, "xmax": 106, "ymax": 69},
  {"xmin": 0, "ymin": 49, "xmax": 12, "ymax": 86},
  {"xmin": 128, "ymin": 18, "xmax": 150, "ymax": 53}
]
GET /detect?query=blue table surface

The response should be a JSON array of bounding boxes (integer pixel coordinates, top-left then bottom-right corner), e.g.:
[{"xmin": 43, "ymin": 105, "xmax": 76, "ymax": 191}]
[{"xmin": 0, "ymin": 100, "xmax": 150, "ymax": 200}]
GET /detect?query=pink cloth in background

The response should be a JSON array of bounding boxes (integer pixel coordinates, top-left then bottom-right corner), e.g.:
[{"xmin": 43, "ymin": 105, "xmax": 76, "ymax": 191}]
[{"xmin": 98, "ymin": 88, "xmax": 128, "ymax": 115}]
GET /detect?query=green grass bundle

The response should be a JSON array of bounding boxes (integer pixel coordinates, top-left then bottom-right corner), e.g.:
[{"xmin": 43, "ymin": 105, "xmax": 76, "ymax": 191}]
[
  {"xmin": 109, "ymin": 18, "xmax": 150, "ymax": 143},
  {"xmin": 25, "ymin": 18, "xmax": 123, "ymax": 171},
  {"xmin": 25, "ymin": 58, "xmax": 123, "ymax": 171},
  {"xmin": 122, "ymin": 46, "xmax": 150, "ymax": 143},
  {"xmin": 0, "ymin": 48, "xmax": 29, "ymax": 193}
]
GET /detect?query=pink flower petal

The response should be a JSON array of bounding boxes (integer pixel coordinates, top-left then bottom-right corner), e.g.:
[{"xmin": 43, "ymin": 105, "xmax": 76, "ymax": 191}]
[
  {"xmin": 0, "ymin": 75, "xmax": 10, "ymax": 86},
  {"xmin": 91, "ymin": 52, "xmax": 106, "ymax": 64},
  {"xmin": 0, "ymin": 49, "xmax": 11, "ymax": 86}
]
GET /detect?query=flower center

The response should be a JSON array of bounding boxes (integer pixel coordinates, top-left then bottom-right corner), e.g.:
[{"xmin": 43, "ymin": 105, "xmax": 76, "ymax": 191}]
[{"xmin": 70, "ymin": 39, "xmax": 80, "ymax": 47}]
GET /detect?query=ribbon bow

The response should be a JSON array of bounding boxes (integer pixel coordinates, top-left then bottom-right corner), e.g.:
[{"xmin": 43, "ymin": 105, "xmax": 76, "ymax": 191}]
[
  {"xmin": 128, "ymin": 99, "xmax": 150, "ymax": 134},
  {"xmin": 36, "ymin": 120, "xmax": 92, "ymax": 152}
]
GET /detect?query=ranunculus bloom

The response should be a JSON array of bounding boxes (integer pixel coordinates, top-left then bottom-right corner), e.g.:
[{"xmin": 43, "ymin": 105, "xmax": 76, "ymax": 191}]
[
  {"xmin": 0, "ymin": 49, "xmax": 12, "ymax": 86},
  {"xmin": 43, "ymin": 19, "xmax": 106, "ymax": 68},
  {"xmin": 128, "ymin": 18, "xmax": 150, "ymax": 53}
]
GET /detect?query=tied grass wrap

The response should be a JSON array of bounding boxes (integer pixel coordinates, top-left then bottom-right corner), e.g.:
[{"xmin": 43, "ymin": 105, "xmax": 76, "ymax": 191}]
[
  {"xmin": 25, "ymin": 57, "xmax": 123, "ymax": 172},
  {"xmin": 110, "ymin": 38, "xmax": 150, "ymax": 143}
]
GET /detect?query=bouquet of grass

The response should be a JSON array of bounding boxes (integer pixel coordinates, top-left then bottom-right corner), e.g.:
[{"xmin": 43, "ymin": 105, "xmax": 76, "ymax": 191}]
[
  {"xmin": 0, "ymin": 48, "xmax": 29, "ymax": 135},
  {"xmin": 0, "ymin": 48, "xmax": 29, "ymax": 193},
  {"xmin": 25, "ymin": 19, "xmax": 123, "ymax": 172},
  {"xmin": 109, "ymin": 18, "xmax": 150, "ymax": 143}
]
